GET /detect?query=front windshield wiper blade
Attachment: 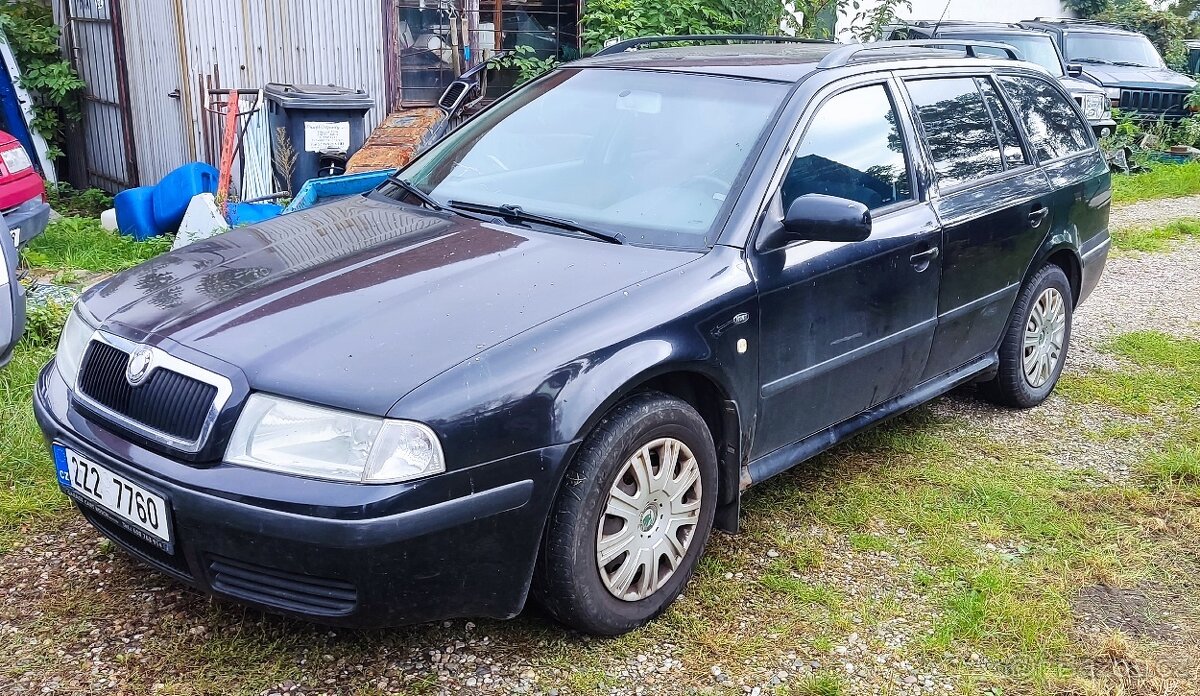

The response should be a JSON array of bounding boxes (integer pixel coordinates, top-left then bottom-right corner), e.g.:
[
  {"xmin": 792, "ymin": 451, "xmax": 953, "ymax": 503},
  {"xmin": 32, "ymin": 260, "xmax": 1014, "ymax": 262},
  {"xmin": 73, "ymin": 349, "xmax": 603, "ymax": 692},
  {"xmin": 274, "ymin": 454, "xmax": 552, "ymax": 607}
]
[
  {"xmin": 1110, "ymin": 60, "xmax": 1153, "ymax": 68},
  {"xmin": 1072, "ymin": 57, "xmax": 1113, "ymax": 65},
  {"xmin": 385, "ymin": 175, "xmax": 446, "ymax": 211},
  {"xmin": 447, "ymin": 200, "xmax": 626, "ymax": 245}
]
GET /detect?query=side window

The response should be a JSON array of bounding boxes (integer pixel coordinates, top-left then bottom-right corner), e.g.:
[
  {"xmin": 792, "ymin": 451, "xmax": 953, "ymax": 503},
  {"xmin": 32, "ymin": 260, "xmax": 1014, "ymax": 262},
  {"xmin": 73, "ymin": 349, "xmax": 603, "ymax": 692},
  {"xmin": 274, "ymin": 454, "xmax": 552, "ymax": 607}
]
[
  {"xmin": 977, "ymin": 78, "xmax": 1027, "ymax": 168},
  {"xmin": 998, "ymin": 75, "xmax": 1091, "ymax": 161},
  {"xmin": 906, "ymin": 77, "xmax": 1005, "ymax": 188},
  {"xmin": 782, "ymin": 84, "xmax": 912, "ymax": 212}
]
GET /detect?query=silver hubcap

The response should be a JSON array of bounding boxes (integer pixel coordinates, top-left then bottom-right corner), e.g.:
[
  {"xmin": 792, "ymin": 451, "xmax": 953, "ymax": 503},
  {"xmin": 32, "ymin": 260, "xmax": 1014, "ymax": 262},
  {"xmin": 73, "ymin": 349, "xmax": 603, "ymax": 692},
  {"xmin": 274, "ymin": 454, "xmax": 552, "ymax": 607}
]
[
  {"xmin": 597, "ymin": 437, "xmax": 703, "ymax": 602},
  {"xmin": 1023, "ymin": 287, "xmax": 1067, "ymax": 388}
]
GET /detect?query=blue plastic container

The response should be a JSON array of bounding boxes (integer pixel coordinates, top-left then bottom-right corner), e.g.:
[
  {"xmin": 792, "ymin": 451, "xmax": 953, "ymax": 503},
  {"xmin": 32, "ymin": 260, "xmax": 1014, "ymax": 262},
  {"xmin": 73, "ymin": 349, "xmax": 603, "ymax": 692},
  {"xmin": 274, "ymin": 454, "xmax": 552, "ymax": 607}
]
[
  {"xmin": 283, "ymin": 169, "xmax": 395, "ymax": 214},
  {"xmin": 151, "ymin": 163, "xmax": 219, "ymax": 231},
  {"xmin": 113, "ymin": 187, "xmax": 162, "ymax": 241},
  {"xmin": 228, "ymin": 202, "xmax": 285, "ymax": 227}
]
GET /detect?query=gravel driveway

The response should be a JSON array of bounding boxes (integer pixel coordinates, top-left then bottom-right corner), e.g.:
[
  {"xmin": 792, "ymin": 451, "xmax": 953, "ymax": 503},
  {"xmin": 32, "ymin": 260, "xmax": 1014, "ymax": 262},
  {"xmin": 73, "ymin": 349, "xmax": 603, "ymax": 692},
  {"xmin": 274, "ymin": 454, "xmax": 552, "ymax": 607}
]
[{"xmin": 3, "ymin": 203, "xmax": 1200, "ymax": 696}]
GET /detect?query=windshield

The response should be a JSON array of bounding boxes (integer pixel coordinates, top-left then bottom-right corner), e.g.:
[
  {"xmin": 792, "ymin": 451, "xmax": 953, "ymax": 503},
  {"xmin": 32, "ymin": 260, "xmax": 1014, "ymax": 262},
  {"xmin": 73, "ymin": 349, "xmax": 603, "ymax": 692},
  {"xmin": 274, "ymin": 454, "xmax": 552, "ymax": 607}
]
[
  {"xmin": 1065, "ymin": 32, "xmax": 1165, "ymax": 68},
  {"xmin": 395, "ymin": 68, "xmax": 789, "ymax": 249},
  {"xmin": 963, "ymin": 33, "xmax": 1064, "ymax": 75}
]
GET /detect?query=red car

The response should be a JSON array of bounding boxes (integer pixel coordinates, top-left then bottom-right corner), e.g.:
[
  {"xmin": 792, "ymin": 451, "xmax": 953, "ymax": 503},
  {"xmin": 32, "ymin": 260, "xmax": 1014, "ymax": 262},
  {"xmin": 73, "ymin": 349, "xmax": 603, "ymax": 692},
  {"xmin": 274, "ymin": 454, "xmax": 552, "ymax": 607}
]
[{"xmin": 0, "ymin": 129, "xmax": 49, "ymax": 247}]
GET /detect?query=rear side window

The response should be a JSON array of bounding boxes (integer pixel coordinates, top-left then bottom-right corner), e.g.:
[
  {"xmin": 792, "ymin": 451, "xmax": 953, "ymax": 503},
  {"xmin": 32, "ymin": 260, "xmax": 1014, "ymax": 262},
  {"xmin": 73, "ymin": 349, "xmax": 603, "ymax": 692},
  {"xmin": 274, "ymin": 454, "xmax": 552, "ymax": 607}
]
[
  {"xmin": 782, "ymin": 84, "xmax": 912, "ymax": 212},
  {"xmin": 998, "ymin": 75, "xmax": 1092, "ymax": 161},
  {"xmin": 906, "ymin": 77, "xmax": 1006, "ymax": 188},
  {"xmin": 977, "ymin": 79, "xmax": 1027, "ymax": 168}
]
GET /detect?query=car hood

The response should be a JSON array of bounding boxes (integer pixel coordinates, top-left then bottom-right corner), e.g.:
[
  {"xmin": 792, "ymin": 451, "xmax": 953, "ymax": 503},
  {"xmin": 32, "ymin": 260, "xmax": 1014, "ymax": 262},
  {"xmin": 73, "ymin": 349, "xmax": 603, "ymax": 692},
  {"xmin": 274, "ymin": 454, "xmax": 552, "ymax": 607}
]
[
  {"xmin": 1078, "ymin": 64, "xmax": 1196, "ymax": 90},
  {"xmin": 82, "ymin": 195, "xmax": 700, "ymax": 415},
  {"xmin": 1060, "ymin": 75, "xmax": 1105, "ymax": 96}
]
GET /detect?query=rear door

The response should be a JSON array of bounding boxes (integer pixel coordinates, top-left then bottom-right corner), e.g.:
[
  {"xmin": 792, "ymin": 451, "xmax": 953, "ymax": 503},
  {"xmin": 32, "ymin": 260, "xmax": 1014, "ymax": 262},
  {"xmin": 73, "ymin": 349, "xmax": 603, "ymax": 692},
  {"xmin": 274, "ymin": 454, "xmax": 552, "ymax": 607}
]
[
  {"xmin": 996, "ymin": 73, "xmax": 1110, "ymax": 255},
  {"xmin": 901, "ymin": 73, "xmax": 1055, "ymax": 379},
  {"xmin": 749, "ymin": 77, "xmax": 941, "ymax": 459}
]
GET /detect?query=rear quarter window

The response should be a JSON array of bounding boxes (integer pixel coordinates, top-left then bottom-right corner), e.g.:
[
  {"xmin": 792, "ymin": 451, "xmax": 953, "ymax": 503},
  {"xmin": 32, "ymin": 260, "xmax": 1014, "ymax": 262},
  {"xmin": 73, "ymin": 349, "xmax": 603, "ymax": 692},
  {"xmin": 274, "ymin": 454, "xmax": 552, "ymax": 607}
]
[
  {"xmin": 998, "ymin": 75, "xmax": 1092, "ymax": 161},
  {"xmin": 905, "ymin": 77, "xmax": 1006, "ymax": 189}
]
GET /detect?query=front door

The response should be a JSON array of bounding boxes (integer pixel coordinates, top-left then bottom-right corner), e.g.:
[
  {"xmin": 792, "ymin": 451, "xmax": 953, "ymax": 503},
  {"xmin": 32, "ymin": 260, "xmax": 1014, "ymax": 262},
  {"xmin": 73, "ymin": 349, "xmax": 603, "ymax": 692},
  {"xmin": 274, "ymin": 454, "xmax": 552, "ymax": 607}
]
[{"xmin": 749, "ymin": 81, "xmax": 941, "ymax": 460}]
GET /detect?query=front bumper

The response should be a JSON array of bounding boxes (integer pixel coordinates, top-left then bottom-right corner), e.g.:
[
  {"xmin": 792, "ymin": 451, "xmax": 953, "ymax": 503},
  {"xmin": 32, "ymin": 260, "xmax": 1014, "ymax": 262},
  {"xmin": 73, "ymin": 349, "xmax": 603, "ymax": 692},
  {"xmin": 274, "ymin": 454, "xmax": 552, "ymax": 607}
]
[
  {"xmin": 34, "ymin": 362, "xmax": 572, "ymax": 628},
  {"xmin": 5, "ymin": 196, "xmax": 50, "ymax": 247}
]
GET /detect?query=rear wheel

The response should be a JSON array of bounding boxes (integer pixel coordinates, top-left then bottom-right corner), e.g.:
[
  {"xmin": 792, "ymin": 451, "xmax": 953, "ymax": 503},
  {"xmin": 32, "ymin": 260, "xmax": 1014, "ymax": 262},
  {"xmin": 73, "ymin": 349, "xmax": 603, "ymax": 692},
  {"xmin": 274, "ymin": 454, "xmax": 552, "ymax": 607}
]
[
  {"xmin": 534, "ymin": 392, "xmax": 718, "ymax": 635},
  {"xmin": 981, "ymin": 264, "xmax": 1073, "ymax": 408}
]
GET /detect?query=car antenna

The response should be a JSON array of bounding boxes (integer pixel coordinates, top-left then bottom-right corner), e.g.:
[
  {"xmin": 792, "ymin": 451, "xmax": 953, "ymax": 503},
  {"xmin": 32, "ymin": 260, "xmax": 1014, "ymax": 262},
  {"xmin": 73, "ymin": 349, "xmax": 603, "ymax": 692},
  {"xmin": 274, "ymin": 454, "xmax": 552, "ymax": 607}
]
[{"xmin": 932, "ymin": 0, "xmax": 953, "ymax": 36}]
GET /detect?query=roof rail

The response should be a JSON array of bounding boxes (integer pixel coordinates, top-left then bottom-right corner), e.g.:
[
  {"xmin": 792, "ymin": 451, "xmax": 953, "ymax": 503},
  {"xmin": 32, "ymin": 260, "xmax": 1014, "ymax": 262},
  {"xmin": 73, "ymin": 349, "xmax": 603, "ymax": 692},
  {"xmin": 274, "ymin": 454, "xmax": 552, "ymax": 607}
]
[
  {"xmin": 592, "ymin": 34, "xmax": 833, "ymax": 57},
  {"xmin": 1028, "ymin": 17, "xmax": 1133, "ymax": 31},
  {"xmin": 817, "ymin": 40, "xmax": 1023, "ymax": 69}
]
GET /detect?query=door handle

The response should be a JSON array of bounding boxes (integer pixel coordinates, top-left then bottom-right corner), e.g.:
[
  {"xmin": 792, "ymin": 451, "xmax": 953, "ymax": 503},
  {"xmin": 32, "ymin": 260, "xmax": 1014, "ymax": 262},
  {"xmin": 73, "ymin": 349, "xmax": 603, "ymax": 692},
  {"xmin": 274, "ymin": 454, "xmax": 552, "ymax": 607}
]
[
  {"xmin": 1028, "ymin": 205, "xmax": 1049, "ymax": 228},
  {"xmin": 909, "ymin": 246, "xmax": 939, "ymax": 269}
]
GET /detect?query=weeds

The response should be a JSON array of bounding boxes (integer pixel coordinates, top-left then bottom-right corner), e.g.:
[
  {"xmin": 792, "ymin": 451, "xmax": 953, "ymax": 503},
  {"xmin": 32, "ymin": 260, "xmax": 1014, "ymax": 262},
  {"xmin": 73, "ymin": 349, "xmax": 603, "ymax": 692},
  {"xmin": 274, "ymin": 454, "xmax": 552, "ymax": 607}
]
[{"xmin": 21, "ymin": 216, "xmax": 171, "ymax": 272}]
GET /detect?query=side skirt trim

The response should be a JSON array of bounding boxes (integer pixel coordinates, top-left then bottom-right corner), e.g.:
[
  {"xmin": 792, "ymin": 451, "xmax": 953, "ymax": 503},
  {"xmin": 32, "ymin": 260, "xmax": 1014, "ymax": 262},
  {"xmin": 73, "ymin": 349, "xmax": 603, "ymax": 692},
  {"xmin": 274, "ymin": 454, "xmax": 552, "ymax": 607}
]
[{"xmin": 745, "ymin": 354, "xmax": 997, "ymax": 487}]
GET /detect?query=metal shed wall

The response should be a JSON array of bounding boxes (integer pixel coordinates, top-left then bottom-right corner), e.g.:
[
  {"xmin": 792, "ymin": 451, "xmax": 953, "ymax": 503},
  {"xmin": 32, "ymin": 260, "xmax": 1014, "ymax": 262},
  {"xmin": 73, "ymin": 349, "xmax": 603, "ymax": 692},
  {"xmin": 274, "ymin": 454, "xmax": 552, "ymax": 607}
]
[{"xmin": 116, "ymin": 0, "xmax": 388, "ymax": 188}]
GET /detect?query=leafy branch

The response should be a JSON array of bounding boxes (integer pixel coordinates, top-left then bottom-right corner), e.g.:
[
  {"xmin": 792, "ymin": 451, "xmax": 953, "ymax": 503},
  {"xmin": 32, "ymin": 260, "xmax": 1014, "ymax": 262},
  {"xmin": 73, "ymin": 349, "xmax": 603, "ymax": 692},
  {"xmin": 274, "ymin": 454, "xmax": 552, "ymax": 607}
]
[{"xmin": 0, "ymin": 0, "xmax": 85, "ymax": 161}]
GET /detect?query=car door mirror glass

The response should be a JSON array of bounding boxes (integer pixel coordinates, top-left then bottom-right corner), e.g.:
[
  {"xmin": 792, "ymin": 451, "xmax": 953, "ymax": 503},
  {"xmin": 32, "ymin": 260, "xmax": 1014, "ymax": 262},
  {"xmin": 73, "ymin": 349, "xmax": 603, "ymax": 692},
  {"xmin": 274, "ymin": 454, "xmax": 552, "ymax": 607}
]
[
  {"xmin": 1065, "ymin": 63, "xmax": 1084, "ymax": 77},
  {"xmin": 781, "ymin": 194, "xmax": 872, "ymax": 243}
]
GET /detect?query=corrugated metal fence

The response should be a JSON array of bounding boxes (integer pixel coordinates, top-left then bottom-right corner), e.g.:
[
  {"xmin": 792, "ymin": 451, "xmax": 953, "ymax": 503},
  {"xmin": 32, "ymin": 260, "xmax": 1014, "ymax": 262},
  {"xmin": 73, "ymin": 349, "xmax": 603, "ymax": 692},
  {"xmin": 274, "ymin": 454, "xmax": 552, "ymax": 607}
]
[{"xmin": 60, "ymin": 0, "xmax": 389, "ymax": 192}]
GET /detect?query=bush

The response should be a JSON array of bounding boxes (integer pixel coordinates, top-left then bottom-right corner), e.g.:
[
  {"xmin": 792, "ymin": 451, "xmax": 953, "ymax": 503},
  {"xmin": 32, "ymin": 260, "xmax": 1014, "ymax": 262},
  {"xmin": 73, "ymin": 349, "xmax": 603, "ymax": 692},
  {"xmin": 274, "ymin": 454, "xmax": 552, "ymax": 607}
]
[
  {"xmin": 45, "ymin": 183, "xmax": 113, "ymax": 218},
  {"xmin": 21, "ymin": 297, "xmax": 69, "ymax": 348},
  {"xmin": 0, "ymin": 1, "xmax": 85, "ymax": 160},
  {"xmin": 580, "ymin": 0, "xmax": 789, "ymax": 54}
]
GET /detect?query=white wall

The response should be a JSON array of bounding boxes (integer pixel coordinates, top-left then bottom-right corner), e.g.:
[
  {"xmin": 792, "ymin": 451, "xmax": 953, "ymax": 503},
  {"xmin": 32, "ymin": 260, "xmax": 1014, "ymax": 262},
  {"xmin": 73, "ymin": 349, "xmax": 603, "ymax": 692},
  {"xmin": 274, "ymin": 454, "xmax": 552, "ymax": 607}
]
[{"xmin": 835, "ymin": 0, "xmax": 1073, "ymax": 41}]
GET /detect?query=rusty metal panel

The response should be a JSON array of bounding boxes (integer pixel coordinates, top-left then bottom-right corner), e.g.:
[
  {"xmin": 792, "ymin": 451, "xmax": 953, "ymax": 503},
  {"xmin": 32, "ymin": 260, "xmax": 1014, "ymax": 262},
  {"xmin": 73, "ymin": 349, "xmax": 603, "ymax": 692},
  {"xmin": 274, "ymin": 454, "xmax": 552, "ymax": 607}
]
[
  {"xmin": 118, "ymin": 0, "xmax": 194, "ymax": 185},
  {"xmin": 62, "ymin": 0, "xmax": 135, "ymax": 191},
  {"xmin": 71, "ymin": 0, "xmax": 389, "ymax": 190}
]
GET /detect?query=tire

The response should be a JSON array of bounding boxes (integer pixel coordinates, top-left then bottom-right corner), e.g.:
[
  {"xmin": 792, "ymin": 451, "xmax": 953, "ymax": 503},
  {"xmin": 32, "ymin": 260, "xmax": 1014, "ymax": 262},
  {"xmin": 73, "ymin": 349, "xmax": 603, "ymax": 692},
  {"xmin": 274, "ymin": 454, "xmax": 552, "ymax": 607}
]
[
  {"xmin": 980, "ymin": 264, "xmax": 1073, "ymax": 408},
  {"xmin": 533, "ymin": 391, "xmax": 718, "ymax": 636}
]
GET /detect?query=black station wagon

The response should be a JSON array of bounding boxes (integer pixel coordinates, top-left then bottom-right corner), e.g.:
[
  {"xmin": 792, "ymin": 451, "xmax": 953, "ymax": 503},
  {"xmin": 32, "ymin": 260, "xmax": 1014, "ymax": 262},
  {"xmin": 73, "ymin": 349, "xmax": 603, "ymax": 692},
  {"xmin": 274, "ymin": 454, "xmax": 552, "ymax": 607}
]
[{"xmin": 35, "ymin": 39, "xmax": 1110, "ymax": 636}]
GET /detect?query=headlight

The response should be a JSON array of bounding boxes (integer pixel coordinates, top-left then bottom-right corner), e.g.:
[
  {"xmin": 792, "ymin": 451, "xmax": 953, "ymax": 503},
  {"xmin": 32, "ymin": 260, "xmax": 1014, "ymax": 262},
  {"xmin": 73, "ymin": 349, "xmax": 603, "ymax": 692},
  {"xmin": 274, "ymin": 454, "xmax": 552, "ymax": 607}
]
[
  {"xmin": 1081, "ymin": 93, "xmax": 1108, "ymax": 120},
  {"xmin": 225, "ymin": 394, "xmax": 446, "ymax": 484},
  {"xmin": 56, "ymin": 307, "xmax": 96, "ymax": 389}
]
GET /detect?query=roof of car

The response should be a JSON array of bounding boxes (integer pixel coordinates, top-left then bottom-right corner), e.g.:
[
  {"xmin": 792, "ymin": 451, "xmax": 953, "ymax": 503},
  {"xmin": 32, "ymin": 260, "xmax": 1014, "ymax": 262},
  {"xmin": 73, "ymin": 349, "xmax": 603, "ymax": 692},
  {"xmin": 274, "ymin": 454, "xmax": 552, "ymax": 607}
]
[
  {"xmin": 572, "ymin": 42, "xmax": 1022, "ymax": 82},
  {"xmin": 1019, "ymin": 19, "xmax": 1138, "ymax": 36}
]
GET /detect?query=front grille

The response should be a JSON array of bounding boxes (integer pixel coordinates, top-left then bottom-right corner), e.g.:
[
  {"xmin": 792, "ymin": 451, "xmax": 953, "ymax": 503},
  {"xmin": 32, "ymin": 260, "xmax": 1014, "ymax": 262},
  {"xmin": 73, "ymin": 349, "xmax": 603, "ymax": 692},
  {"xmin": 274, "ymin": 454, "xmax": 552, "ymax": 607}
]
[
  {"xmin": 77, "ymin": 341, "xmax": 218, "ymax": 444},
  {"xmin": 1120, "ymin": 89, "xmax": 1188, "ymax": 116},
  {"xmin": 208, "ymin": 555, "xmax": 358, "ymax": 615}
]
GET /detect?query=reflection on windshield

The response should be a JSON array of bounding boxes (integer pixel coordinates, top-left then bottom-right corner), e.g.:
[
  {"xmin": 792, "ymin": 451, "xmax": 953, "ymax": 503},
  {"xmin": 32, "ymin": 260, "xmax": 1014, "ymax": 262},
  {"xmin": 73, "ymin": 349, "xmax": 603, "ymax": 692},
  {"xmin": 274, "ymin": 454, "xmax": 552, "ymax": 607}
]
[
  {"xmin": 1065, "ymin": 33, "xmax": 1164, "ymax": 67},
  {"xmin": 965, "ymin": 34, "xmax": 1064, "ymax": 75},
  {"xmin": 399, "ymin": 69, "xmax": 788, "ymax": 249}
]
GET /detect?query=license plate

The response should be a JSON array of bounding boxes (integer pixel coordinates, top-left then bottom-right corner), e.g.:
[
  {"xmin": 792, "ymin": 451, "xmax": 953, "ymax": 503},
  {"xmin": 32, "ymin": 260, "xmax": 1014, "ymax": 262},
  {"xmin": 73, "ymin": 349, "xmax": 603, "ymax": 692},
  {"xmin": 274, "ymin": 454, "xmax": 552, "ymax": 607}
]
[{"xmin": 54, "ymin": 445, "xmax": 173, "ymax": 549}]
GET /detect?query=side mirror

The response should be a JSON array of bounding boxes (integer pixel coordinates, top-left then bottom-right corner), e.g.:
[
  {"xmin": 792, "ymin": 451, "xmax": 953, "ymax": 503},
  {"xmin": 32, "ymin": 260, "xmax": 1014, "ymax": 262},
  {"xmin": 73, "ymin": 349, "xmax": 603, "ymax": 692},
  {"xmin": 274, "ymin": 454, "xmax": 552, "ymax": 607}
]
[
  {"xmin": 774, "ymin": 194, "xmax": 872, "ymax": 246},
  {"xmin": 1066, "ymin": 63, "xmax": 1084, "ymax": 77}
]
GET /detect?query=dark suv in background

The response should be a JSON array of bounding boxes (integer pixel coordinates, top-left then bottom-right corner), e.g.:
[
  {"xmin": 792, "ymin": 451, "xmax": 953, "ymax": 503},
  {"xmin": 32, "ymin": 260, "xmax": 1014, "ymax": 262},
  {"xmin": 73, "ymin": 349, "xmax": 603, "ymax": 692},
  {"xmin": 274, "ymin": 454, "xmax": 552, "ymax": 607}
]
[
  {"xmin": 1021, "ymin": 18, "xmax": 1197, "ymax": 121},
  {"xmin": 885, "ymin": 21, "xmax": 1117, "ymax": 135}
]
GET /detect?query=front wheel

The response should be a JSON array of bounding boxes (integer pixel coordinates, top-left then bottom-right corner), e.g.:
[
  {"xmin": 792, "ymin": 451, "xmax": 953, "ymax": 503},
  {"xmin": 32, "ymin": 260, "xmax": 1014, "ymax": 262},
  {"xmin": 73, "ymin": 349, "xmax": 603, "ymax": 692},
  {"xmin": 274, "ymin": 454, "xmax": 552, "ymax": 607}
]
[
  {"xmin": 533, "ymin": 392, "xmax": 718, "ymax": 635},
  {"xmin": 981, "ymin": 264, "xmax": 1073, "ymax": 408}
]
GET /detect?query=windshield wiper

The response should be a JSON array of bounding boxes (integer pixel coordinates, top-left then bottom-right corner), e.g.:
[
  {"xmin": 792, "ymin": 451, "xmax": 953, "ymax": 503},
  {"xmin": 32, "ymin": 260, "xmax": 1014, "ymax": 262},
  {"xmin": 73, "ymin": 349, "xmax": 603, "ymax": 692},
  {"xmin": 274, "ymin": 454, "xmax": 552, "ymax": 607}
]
[
  {"xmin": 386, "ymin": 175, "xmax": 445, "ymax": 211},
  {"xmin": 1110, "ymin": 60, "xmax": 1152, "ymax": 68},
  {"xmin": 1072, "ymin": 57, "xmax": 1113, "ymax": 65},
  {"xmin": 447, "ymin": 200, "xmax": 626, "ymax": 245}
]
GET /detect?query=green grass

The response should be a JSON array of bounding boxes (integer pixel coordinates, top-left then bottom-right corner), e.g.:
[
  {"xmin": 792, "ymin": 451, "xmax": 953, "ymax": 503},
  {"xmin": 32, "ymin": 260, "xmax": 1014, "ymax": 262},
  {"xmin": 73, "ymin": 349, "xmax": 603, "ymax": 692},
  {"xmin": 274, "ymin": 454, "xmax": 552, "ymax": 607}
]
[
  {"xmin": 0, "ymin": 340, "xmax": 66, "ymax": 550},
  {"xmin": 1059, "ymin": 331, "xmax": 1200, "ymax": 416},
  {"xmin": 1112, "ymin": 217, "xmax": 1200, "ymax": 252},
  {"xmin": 21, "ymin": 216, "xmax": 171, "ymax": 272},
  {"xmin": 1112, "ymin": 161, "xmax": 1200, "ymax": 205}
]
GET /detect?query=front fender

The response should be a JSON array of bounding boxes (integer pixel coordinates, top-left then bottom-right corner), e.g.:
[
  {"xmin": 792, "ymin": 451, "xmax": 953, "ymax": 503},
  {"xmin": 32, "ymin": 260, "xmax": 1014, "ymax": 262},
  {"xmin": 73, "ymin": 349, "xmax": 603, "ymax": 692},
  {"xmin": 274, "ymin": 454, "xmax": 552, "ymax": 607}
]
[{"xmin": 390, "ymin": 246, "xmax": 759, "ymax": 472}]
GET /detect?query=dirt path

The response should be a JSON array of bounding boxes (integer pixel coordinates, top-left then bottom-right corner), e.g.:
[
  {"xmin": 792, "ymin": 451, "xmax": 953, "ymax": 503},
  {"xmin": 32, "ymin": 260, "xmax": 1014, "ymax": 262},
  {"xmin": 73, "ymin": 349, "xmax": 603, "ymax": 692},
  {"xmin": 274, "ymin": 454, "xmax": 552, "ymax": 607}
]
[{"xmin": 1109, "ymin": 193, "xmax": 1200, "ymax": 231}]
